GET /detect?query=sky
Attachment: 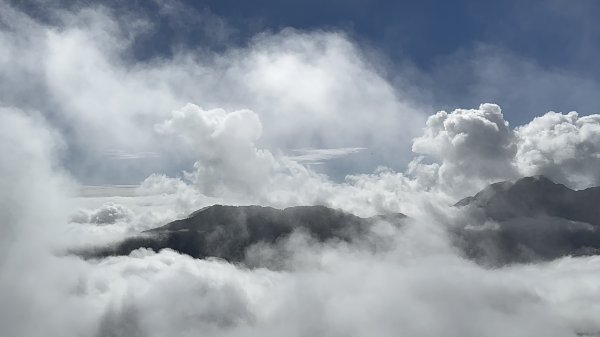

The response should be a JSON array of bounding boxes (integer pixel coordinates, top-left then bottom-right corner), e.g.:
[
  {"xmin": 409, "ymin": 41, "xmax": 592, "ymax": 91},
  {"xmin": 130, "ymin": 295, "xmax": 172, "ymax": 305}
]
[
  {"xmin": 4, "ymin": 0, "xmax": 600, "ymax": 185},
  {"xmin": 2, "ymin": 1, "xmax": 600, "ymax": 336},
  {"xmin": 14, "ymin": 0, "xmax": 600, "ymax": 120}
]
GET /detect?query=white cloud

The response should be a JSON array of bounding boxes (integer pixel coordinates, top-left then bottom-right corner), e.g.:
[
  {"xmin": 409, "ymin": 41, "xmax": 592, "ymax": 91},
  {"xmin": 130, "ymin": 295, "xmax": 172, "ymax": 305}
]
[
  {"xmin": 39, "ymin": 237, "xmax": 600, "ymax": 337},
  {"xmin": 0, "ymin": 107, "xmax": 73, "ymax": 254},
  {"xmin": 103, "ymin": 149, "xmax": 160, "ymax": 160},
  {"xmin": 286, "ymin": 147, "xmax": 366, "ymax": 164},
  {"xmin": 3, "ymin": 2, "xmax": 600, "ymax": 337},
  {"xmin": 0, "ymin": 3, "xmax": 427, "ymax": 183},
  {"xmin": 70, "ymin": 202, "xmax": 133, "ymax": 225},
  {"xmin": 410, "ymin": 103, "xmax": 600, "ymax": 197},
  {"xmin": 143, "ymin": 100, "xmax": 600, "ymax": 217},
  {"xmin": 0, "ymin": 107, "xmax": 80, "ymax": 336},
  {"xmin": 155, "ymin": 103, "xmax": 283, "ymax": 197},
  {"xmin": 515, "ymin": 111, "xmax": 600, "ymax": 189},
  {"xmin": 412, "ymin": 103, "xmax": 518, "ymax": 196}
]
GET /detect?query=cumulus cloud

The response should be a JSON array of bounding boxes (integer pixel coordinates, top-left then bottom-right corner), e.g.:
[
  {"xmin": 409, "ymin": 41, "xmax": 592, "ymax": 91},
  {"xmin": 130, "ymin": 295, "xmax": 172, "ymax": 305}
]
[
  {"xmin": 71, "ymin": 203, "xmax": 133, "ymax": 225},
  {"xmin": 151, "ymin": 104, "xmax": 385, "ymax": 211},
  {"xmin": 412, "ymin": 103, "xmax": 518, "ymax": 195},
  {"xmin": 141, "ymin": 100, "xmax": 600, "ymax": 218},
  {"xmin": 155, "ymin": 103, "xmax": 279, "ymax": 196},
  {"xmin": 137, "ymin": 173, "xmax": 192, "ymax": 196},
  {"xmin": 410, "ymin": 104, "xmax": 600, "ymax": 197},
  {"xmin": 515, "ymin": 111, "xmax": 600, "ymax": 189}
]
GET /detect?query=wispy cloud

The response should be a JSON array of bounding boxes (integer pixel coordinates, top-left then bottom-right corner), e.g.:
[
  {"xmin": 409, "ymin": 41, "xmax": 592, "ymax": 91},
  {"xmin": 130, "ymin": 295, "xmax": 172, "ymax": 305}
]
[
  {"xmin": 103, "ymin": 149, "xmax": 160, "ymax": 160},
  {"xmin": 286, "ymin": 147, "xmax": 366, "ymax": 164}
]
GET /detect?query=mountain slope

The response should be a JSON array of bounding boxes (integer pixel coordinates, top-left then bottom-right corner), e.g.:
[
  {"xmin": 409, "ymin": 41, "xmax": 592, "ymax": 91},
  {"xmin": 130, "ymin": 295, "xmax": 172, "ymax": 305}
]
[
  {"xmin": 79, "ymin": 176, "xmax": 600, "ymax": 266},
  {"xmin": 81, "ymin": 205, "xmax": 406, "ymax": 262},
  {"xmin": 456, "ymin": 175, "xmax": 600, "ymax": 225},
  {"xmin": 455, "ymin": 176, "xmax": 600, "ymax": 265}
]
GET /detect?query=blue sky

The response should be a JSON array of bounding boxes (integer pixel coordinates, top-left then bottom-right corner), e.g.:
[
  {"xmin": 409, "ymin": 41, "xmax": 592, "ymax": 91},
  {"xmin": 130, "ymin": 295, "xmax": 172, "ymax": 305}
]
[{"xmin": 174, "ymin": 0, "xmax": 600, "ymax": 126}]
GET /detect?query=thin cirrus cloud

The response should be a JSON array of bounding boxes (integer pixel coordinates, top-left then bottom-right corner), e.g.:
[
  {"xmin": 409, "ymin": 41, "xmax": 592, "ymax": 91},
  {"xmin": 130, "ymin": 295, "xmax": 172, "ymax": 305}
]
[
  {"xmin": 103, "ymin": 150, "xmax": 161, "ymax": 160},
  {"xmin": 286, "ymin": 147, "xmax": 367, "ymax": 165}
]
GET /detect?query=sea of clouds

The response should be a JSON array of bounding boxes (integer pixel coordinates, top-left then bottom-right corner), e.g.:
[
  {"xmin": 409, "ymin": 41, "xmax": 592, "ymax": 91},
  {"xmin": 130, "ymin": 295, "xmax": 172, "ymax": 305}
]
[{"xmin": 2, "ymin": 2, "xmax": 600, "ymax": 336}]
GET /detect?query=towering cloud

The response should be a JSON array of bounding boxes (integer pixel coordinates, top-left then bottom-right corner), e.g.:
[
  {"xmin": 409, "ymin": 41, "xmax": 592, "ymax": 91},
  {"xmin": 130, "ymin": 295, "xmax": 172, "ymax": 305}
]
[
  {"xmin": 155, "ymin": 104, "xmax": 277, "ymax": 196},
  {"xmin": 412, "ymin": 103, "xmax": 518, "ymax": 195},
  {"xmin": 515, "ymin": 111, "xmax": 600, "ymax": 189},
  {"xmin": 411, "ymin": 104, "xmax": 600, "ymax": 197}
]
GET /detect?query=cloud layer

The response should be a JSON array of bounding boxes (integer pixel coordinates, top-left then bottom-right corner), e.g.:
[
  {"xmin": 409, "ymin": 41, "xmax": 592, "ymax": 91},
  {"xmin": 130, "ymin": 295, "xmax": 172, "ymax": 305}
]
[
  {"xmin": 0, "ymin": 1, "xmax": 426, "ymax": 184},
  {"xmin": 411, "ymin": 104, "xmax": 600, "ymax": 197},
  {"xmin": 2, "ymin": 2, "xmax": 600, "ymax": 337}
]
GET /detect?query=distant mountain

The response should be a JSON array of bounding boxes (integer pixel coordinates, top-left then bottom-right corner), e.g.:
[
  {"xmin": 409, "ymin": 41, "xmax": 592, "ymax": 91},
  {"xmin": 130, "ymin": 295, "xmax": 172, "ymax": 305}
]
[
  {"xmin": 79, "ymin": 176, "xmax": 600, "ymax": 266},
  {"xmin": 456, "ymin": 175, "xmax": 600, "ymax": 225},
  {"xmin": 454, "ymin": 176, "xmax": 600, "ymax": 265},
  {"xmin": 81, "ymin": 205, "xmax": 406, "ymax": 262}
]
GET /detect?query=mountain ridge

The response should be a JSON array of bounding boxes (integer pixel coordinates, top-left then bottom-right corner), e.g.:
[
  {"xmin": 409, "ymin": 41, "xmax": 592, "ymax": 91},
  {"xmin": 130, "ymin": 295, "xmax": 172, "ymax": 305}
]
[
  {"xmin": 456, "ymin": 175, "xmax": 600, "ymax": 225},
  {"xmin": 77, "ymin": 175, "xmax": 600, "ymax": 266},
  {"xmin": 454, "ymin": 175, "xmax": 600, "ymax": 265},
  {"xmin": 80, "ymin": 205, "xmax": 406, "ymax": 262}
]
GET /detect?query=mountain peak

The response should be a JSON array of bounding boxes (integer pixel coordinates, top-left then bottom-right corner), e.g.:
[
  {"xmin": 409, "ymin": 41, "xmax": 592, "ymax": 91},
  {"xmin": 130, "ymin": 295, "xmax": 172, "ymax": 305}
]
[
  {"xmin": 455, "ymin": 175, "xmax": 571, "ymax": 210},
  {"xmin": 453, "ymin": 176, "xmax": 600, "ymax": 265}
]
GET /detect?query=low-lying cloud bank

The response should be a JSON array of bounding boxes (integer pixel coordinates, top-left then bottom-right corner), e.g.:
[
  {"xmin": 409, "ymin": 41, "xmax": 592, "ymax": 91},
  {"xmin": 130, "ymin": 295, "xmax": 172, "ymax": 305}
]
[
  {"xmin": 5, "ymin": 102, "xmax": 600, "ymax": 337},
  {"xmin": 2, "ymin": 2, "xmax": 600, "ymax": 337}
]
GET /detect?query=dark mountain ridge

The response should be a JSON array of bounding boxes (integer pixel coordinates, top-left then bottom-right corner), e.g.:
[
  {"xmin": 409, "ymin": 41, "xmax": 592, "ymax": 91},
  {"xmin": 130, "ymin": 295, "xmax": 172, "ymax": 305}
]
[
  {"xmin": 456, "ymin": 175, "xmax": 600, "ymax": 225},
  {"xmin": 455, "ymin": 175, "xmax": 600, "ymax": 265},
  {"xmin": 78, "ymin": 176, "xmax": 600, "ymax": 266},
  {"xmin": 81, "ymin": 205, "xmax": 406, "ymax": 262}
]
